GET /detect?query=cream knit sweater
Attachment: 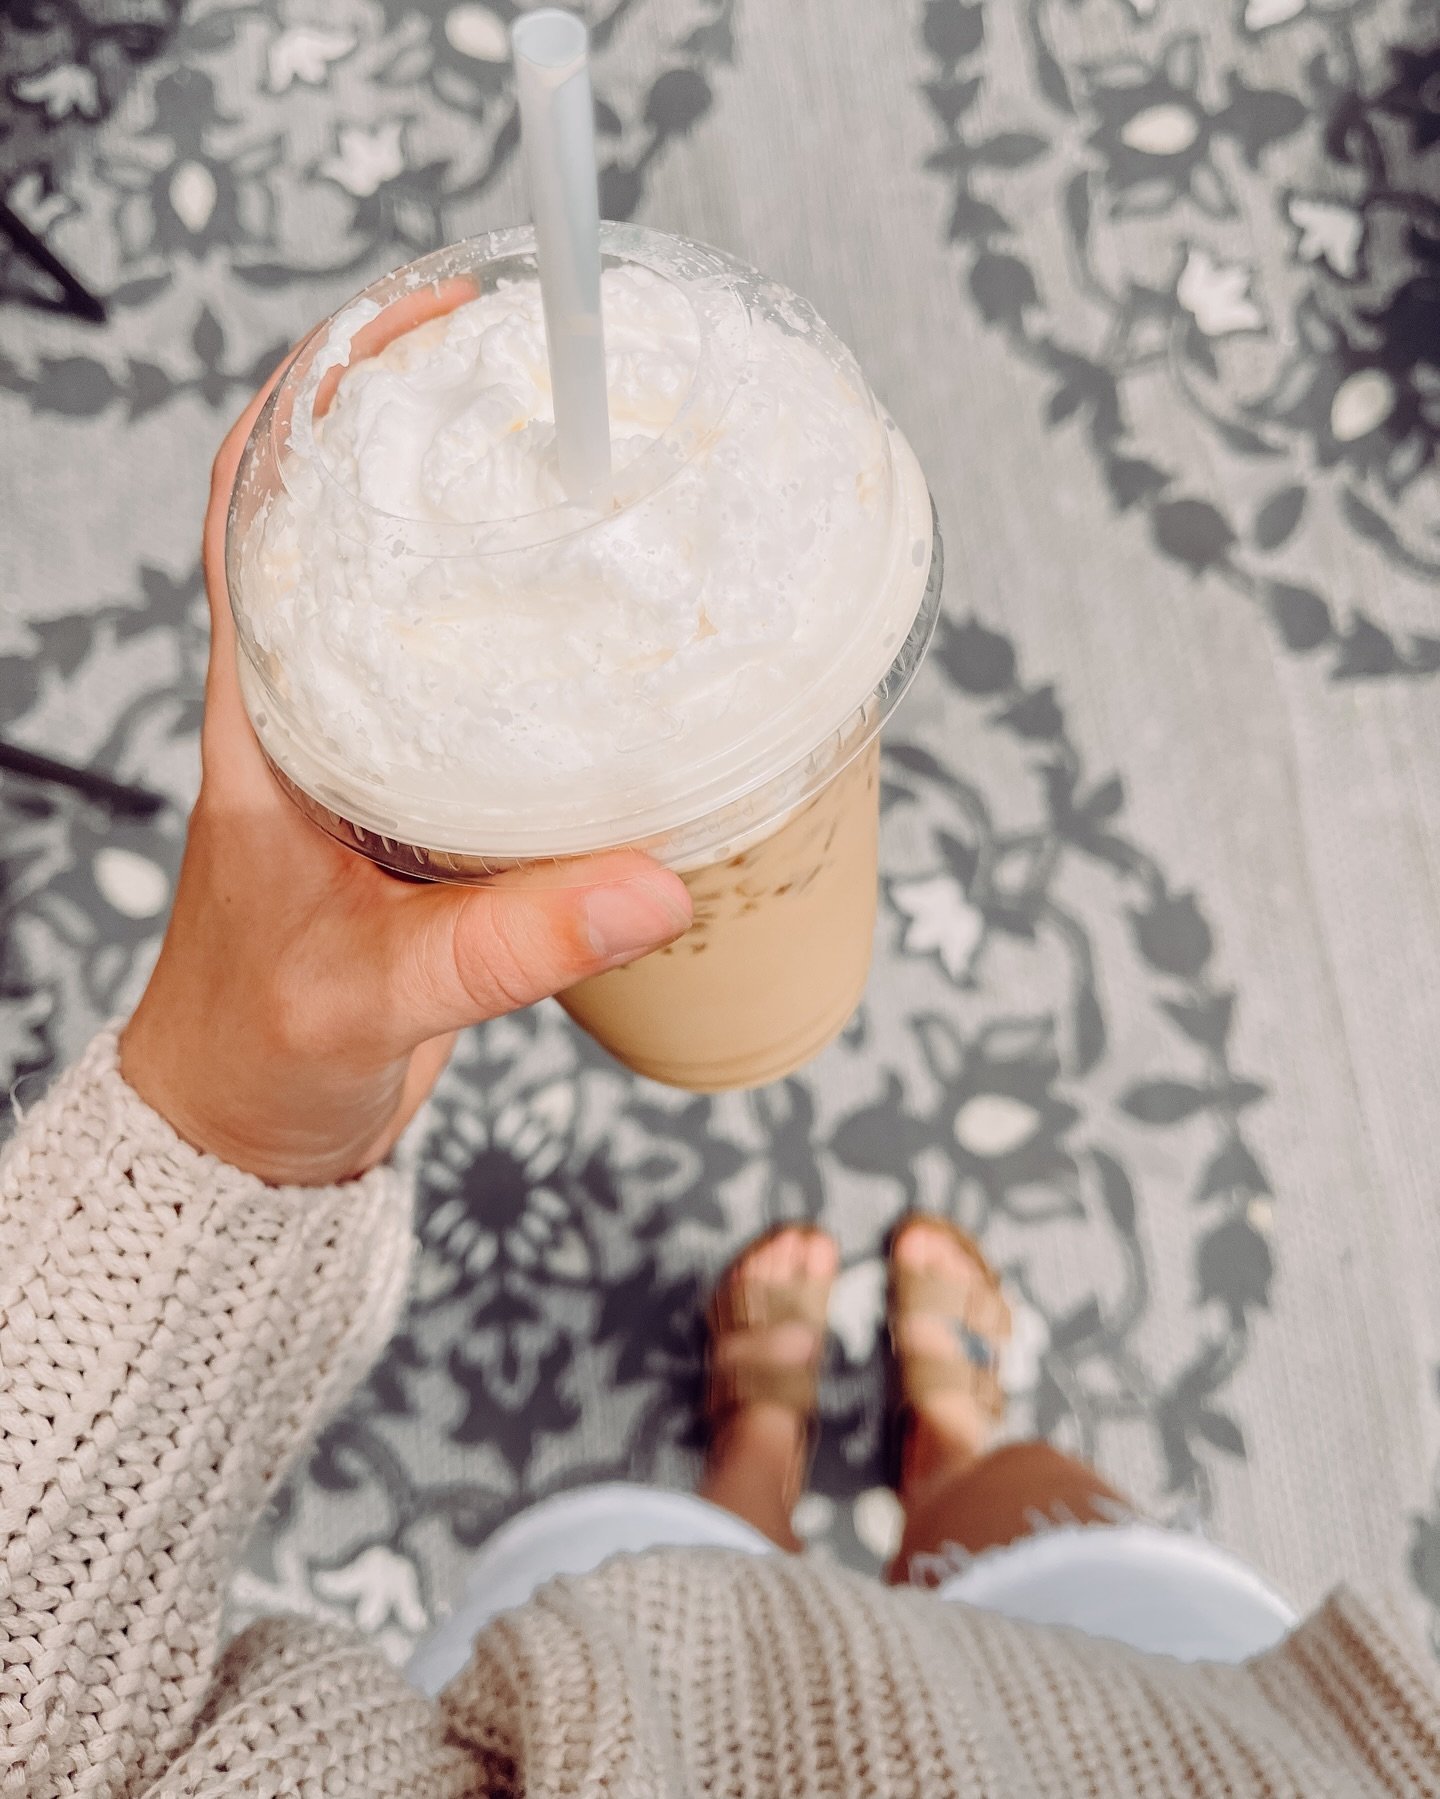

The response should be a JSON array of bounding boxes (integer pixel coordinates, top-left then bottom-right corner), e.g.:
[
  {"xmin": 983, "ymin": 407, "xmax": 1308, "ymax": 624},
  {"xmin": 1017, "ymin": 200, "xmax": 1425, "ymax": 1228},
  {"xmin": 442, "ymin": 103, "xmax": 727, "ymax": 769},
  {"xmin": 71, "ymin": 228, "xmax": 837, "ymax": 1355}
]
[{"xmin": 2, "ymin": 1032, "xmax": 1437, "ymax": 1797}]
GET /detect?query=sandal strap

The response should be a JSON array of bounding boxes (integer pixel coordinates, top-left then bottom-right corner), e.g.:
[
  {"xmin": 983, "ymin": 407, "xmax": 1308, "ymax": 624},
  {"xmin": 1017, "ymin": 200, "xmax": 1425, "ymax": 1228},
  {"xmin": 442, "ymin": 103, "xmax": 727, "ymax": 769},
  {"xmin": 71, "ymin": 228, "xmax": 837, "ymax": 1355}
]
[
  {"xmin": 707, "ymin": 1272, "xmax": 830, "ymax": 1339},
  {"xmin": 890, "ymin": 1265, "xmax": 1003, "ymax": 1326},
  {"xmin": 900, "ymin": 1351, "xmax": 1006, "ymax": 1421},
  {"xmin": 706, "ymin": 1355, "xmax": 819, "ymax": 1422}
]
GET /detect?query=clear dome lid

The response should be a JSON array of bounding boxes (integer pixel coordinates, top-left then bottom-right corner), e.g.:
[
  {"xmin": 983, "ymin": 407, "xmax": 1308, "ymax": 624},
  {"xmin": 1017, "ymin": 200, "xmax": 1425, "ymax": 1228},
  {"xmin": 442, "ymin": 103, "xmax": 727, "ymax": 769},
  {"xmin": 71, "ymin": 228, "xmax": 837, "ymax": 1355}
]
[{"xmin": 227, "ymin": 224, "xmax": 936, "ymax": 865}]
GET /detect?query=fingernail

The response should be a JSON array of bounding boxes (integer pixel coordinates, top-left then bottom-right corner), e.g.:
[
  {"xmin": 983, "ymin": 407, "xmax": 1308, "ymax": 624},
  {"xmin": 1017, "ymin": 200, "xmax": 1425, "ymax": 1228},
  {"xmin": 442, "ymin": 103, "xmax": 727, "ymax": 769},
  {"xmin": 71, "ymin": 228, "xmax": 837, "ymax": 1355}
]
[{"xmin": 584, "ymin": 875, "xmax": 691, "ymax": 965}]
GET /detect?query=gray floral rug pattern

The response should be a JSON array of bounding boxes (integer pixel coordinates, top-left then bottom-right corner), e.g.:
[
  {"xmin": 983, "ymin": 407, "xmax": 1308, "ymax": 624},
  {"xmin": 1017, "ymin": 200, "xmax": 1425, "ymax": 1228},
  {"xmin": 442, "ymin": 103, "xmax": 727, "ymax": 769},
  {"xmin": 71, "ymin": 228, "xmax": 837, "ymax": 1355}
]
[
  {"xmin": 3, "ymin": 0, "xmax": 1438, "ymax": 1665},
  {"xmin": 918, "ymin": 0, "xmax": 1440, "ymax": 677}
]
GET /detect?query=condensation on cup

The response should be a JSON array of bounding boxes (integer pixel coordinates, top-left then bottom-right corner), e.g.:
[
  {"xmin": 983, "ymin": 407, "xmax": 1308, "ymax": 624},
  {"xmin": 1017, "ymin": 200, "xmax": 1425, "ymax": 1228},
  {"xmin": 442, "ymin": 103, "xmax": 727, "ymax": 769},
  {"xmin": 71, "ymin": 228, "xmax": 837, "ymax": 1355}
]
[{"xmin": 226, "ymin": 223, "xmax": 941, "ymax": 1091}]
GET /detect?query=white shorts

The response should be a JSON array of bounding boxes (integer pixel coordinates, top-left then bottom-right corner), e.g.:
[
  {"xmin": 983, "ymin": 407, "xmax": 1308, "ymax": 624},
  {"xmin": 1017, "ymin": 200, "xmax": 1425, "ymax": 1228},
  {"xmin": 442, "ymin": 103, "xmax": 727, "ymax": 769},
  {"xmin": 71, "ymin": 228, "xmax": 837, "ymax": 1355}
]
[{"xmin": 405, "ymin": 1482, "xmax": 1296, "ymax": 1698}]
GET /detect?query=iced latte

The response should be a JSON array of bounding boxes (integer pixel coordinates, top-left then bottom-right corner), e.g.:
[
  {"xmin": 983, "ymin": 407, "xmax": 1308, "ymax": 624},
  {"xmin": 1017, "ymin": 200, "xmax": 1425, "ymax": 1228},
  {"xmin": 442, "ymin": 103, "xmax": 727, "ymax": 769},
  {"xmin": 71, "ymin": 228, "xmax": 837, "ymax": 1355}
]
[{"xmin": 226, "ymin": 225, "xmax": 939, "ymax": 1091}]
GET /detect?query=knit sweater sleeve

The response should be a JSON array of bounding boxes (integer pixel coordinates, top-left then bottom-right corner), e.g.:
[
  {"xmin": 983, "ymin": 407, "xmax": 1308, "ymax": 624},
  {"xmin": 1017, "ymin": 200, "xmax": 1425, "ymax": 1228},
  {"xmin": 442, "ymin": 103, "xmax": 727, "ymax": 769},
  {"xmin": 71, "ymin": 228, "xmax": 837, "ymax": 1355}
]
[{"xmin": 0, "ymin": 1030, "xmax": 430, "ymax": 1798}]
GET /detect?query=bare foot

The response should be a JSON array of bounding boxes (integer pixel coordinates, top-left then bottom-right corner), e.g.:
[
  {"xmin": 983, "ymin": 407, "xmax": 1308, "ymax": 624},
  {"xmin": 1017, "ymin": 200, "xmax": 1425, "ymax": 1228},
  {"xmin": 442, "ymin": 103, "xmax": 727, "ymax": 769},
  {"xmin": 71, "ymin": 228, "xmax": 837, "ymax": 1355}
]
[
  {"xmin": 700, "ymin": 1226, "xmax": 838, "ymax": 1546},
  {"xmin": 890, "ymin": 1217, "xmax": 1011, "ymax": 1496}
]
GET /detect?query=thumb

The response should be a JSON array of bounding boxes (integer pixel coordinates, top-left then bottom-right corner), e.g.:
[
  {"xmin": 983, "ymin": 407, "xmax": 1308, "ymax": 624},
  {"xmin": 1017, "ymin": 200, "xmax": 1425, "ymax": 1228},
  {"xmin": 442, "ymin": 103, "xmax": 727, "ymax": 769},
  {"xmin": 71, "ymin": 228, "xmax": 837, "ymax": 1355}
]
[{"xmin": 384, "ymin": 852, "xmax": 692, "ymax": 1042}]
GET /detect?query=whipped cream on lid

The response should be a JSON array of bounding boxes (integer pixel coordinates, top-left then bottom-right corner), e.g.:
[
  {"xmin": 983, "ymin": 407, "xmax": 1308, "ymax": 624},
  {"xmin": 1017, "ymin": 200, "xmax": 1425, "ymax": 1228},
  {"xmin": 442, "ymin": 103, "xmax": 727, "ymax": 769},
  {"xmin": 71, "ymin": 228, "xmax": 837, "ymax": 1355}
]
[{"xmin": 228, "ymin": 225, "xmax": 933, "ymax": 859}]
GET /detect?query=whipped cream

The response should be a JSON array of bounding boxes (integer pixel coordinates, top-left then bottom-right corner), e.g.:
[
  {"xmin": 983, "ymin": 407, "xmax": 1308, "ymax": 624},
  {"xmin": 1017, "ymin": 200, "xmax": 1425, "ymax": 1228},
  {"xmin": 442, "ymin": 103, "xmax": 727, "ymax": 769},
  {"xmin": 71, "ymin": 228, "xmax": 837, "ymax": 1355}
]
[{"xmin": 235, "ymin": 251, "xmax": 931, "ymax": 854}]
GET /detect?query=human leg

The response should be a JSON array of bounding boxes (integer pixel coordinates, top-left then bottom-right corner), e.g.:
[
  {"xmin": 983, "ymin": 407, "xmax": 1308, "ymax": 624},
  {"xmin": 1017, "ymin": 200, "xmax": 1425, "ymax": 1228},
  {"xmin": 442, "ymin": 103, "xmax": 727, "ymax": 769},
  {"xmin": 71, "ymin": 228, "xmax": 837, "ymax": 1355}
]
[
  {"xmin": 883, "ymin": 1217, "xmax": 1129, "ymax": 1584},
  {"xmin": 697, "ymin": 1224, "xmax": 838, "ymax": 1553},
  {"xmin": 893, "ymin": 1440, "xmax": 1131, "ymax": 1580}
]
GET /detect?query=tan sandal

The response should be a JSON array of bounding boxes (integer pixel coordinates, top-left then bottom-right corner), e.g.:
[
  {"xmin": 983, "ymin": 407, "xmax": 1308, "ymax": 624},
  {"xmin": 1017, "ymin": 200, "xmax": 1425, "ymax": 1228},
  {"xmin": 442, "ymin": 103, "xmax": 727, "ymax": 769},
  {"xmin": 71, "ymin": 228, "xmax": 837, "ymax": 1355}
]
[
  {"xmin": 705, "ymin": 1223, "xmax": 834, "ymax": 1477},
  {"xmin": 885, "ymin": 1213, "xmax": 1012, "ymax": 1485}
]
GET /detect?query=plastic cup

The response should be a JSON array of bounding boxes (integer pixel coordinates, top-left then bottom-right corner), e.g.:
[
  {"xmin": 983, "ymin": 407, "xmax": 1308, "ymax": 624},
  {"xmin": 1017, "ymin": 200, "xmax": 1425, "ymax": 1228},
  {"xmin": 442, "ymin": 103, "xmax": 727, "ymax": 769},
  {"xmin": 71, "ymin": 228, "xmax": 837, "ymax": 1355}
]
[{"xmin": 226, "ymin": 223, "xmax": 940, "ymax": 1091}]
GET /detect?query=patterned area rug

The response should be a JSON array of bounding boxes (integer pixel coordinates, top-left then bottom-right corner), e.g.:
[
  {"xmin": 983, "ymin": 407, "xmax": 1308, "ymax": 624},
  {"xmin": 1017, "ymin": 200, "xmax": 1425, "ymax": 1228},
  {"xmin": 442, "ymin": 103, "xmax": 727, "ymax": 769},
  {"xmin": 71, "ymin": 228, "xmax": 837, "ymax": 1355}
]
[{"xmin": 2, "ymin": 0, "xmax": 1438, "ymax": 1666}]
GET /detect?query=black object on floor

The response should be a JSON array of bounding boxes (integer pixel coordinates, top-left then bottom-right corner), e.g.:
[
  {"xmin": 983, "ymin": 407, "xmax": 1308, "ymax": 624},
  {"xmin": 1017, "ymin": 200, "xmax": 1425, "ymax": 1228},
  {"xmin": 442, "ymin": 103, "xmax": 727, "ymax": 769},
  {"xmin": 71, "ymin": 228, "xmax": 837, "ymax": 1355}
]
[{"xmin": 0, "ymin": 741, "xmax": 165, "ymax": 817}]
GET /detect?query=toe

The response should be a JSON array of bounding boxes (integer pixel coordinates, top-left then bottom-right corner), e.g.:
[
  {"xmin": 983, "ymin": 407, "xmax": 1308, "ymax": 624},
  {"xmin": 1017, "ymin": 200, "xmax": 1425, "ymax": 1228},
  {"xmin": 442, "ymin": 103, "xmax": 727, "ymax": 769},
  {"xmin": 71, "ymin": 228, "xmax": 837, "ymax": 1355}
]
[
  {"xmin": 893, "ymin": 1217, "xmax": 949, "ymax": 1274},
  {"xmin": 769, "ymin": 1227, "xmax": 808, "ymax": 1282},
  {"xmin": 761, "ymin": 1227, "xmax": 814, "ymax": 1287},
  {"xmin": 894, "ymin": 1219, "xmax": 996, "ymax": 1309},
  {"xmin": 804, "ymin": 1229, "xmax": 840, "ymax": 1285},
  {"xmin": 749, "ymin": 1232, "xmax": 782, "ymax": 1281}
]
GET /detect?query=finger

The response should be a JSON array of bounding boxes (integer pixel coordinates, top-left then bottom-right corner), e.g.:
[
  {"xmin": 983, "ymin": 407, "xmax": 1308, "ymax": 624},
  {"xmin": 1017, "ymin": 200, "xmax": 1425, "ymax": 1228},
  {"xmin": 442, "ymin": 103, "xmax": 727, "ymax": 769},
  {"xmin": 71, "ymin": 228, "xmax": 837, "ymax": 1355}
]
[
  {"xmin": 199, "ymin": 361, "xmax": 297, "ymax": 802},
  {"xmin": 383, "ymin": 853, "xmax": 693, "ymax": 1043},
  {"xmin": 341, "ymin": 1030, "xmax": 458, "ymax": 1175},
  {"xmin": 397, "ymin": 1032, "xmax": 458, "ymax": 1127},
  {"xmin": 312, "ymin": 275, "xmax": 477, "ymax": 417},
  {"xmin": 362, "ymin": 1033, "xmax": 459, "ymax": 1169}
]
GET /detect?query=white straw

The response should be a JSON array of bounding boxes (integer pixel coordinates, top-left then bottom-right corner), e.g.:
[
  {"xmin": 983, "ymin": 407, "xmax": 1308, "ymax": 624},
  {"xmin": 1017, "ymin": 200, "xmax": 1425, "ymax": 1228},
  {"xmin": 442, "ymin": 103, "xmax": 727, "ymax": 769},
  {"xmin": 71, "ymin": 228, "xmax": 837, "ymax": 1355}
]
[{"xmin": 511, "ymin": 8, "xmax": 612, "ymax": 503}]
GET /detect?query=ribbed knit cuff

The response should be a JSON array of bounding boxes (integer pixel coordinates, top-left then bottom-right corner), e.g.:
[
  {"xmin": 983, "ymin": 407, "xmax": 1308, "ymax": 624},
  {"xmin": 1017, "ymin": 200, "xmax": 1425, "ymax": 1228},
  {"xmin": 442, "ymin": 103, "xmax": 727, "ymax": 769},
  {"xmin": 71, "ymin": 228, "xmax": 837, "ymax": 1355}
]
[{"xmin": 4, "ymin": 1025, "xmax": 416, "ymax": 1433}]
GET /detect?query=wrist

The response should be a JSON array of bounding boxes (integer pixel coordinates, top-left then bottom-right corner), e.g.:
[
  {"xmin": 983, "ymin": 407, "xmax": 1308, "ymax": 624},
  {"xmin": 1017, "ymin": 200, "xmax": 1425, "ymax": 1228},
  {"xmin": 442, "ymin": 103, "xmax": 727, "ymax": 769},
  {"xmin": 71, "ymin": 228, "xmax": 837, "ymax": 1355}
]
[{"xmin": 119, "ymin": 1002, "xmax": 389, "ymax": 1188}]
